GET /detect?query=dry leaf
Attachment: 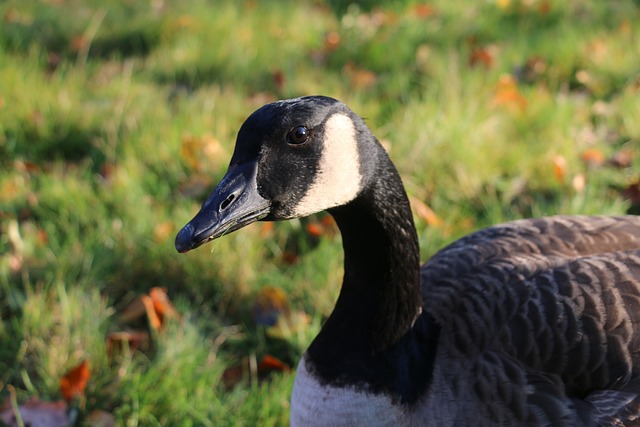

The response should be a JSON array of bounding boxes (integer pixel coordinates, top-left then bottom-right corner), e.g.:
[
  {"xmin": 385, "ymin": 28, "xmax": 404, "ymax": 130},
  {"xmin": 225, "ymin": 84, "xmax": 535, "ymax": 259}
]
[
  {"xmin": 36, "ymin": 228, "xmax": 48, "ymax": 246},
  {"xmin": 119, "ymin": 296, "xmax": 148, "ymax": 323},
  {"xmin": 343, "ymin": 63, "xmax": 377, "ymax": 89},
  {"xmin": 538, "ymin": 0, "xmax": 551, "ymax": 15},
  {"xmin": 305, "ymin": 215, "xmax": 337, "ymax": 238},
  {"xmin": 609, "ymin": 150, "xmax": 633, "ymax": 169},
  {"xmin": 492, "ymin": 74, "xmax": 527, "ymax": 111},
  {"xmin": 60, "ymin": 360, "xmax": 90, "ymax": 402},
  {"xmin": 469, "ymin": 46, "xmax": 497, "ymax": 68},
  {"xmin": 258, "ymin": 354, "xmax": 291, "ymax": 373},
  {"xmin": 181, "ymin": 134, "xmax": 203, "ymax": 171},
  {"xmin": 259, "ymin": 222, "xmax": 275, "ymax": 237},
  {"xmin": 266, "ymin": 310, "xmax": 309, "ymax": 340},
  {"xmin": 141, "ymin": 295, "xmax": 163, "ymax": 331},
  {"xmin": 586, "ymin": 39, "xmax": 608, "ymax": 63},
  {"xmin": 552, "ymin": 155, "xmax": 567, "ymax": 183},
  {"xmin": 0, "ymin": 177, "xmax": 23, "ymax": 204},
  {"xmin": 413, "ymin": 4, "xmax": 436, "ymax": 18},
  {"xmin": 149, "ymin": 287, "xmax": 180, "ymax": 324},
  {"xmin": 622, "ymin": 179, "xmax": 640, "ymax": 206},
  {"xmin": 305, "ymin": 222, "xmax": 324, "ymax": 238},
  {"xmin": 120, "ymin": 287, "xmax": 179, "ymax": 332},
  {"xmin": 70, "ymin": 35, "xmax": 88, "ymax": 53},
  {"xmin": 282, "ymin": 251, "xmax": 299, "ymax": 265},
  {"xmin": 409, "ymin": 196, "xmax": 443, "ymax": 227},
  {"xmin": 252, "ymin": 287, "xmax": 290, "ymax": 326},
  {"xmin": 181, "ymin": 134, "xmax": 225, "ymax": 172},
  {"xmin": 222, "ymin": 355, "xmax": 290, "ymax": 389},
  {"xmin": 153, "ymin": 221, "xmax": 174, "ymax": 243},
  {"xmin": 272, "ymin": 70, "xmax": 285, "ymax": 91},
  {"xmin": 324, "ymin": 31, "xmax": 341, "ymax": 51},
  {"xmin": 581, "ymin": 148, "xmax": 605, "ymax": 168}
]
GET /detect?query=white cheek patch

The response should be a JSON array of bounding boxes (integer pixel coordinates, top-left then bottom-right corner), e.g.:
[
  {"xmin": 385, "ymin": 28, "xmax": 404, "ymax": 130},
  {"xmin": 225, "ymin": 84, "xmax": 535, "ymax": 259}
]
[{"xmin": 293, "ymin": 113, "xmax": 362, "ymax": 216}]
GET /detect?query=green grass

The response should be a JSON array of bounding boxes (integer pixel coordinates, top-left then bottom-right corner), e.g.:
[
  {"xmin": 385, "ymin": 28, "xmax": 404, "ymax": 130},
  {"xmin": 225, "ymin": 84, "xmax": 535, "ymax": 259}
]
[{"xmin": 1, "ymin": 0, "xmax": 639, "ymax": 424}]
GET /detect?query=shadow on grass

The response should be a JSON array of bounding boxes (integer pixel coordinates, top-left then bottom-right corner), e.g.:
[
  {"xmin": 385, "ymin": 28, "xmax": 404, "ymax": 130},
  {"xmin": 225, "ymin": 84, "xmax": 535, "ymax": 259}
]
[
  {"xmin": 151, "ymin": 63, "xmax": 281, "ymax": 95},
  {"xmin": 4, "ymin": 121, "xmax": 106, "ymax": 170},
  {"xmin": 2, "ymin": 9, "xmax": 161, "ymax": 60}
]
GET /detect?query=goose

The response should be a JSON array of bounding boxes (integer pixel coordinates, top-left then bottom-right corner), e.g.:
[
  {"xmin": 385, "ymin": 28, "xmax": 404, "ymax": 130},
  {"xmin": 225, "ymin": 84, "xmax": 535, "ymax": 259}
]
[{"xmin": 175, "ymin": 95, "xmax": 640, "ymax": 426}]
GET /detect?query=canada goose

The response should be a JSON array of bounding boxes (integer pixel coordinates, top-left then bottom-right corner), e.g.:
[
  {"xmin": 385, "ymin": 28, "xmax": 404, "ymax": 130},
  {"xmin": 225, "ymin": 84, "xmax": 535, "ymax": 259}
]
[{"xmin": 175, "ymin": 96, "xmax": 640, "ymax": 426}]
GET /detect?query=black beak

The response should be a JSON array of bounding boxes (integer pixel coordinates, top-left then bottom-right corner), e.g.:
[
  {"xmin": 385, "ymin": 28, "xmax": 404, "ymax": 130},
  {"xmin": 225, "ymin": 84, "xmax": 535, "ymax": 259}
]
[{"xmin": 175, "ymin": 161, "xmax": 270, "ymax": 253}]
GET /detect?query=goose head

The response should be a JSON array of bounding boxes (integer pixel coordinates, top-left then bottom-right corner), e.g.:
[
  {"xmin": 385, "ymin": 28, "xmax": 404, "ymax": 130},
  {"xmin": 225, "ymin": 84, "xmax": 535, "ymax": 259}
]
[{"xmin": 175, "ymin": 96, "xmax": 373, "ymax": 253}]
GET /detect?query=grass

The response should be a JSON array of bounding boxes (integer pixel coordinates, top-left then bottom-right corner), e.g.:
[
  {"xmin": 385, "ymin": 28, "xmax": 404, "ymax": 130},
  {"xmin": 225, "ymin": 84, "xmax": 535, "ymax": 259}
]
[{"xmin": 1, "ymin": 0, "xmax": 639, "ymax": 424}]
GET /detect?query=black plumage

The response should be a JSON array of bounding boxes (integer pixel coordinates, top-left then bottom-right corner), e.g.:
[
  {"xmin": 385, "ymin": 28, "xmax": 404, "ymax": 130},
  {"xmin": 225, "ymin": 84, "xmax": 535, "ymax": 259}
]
[{"xmin": 176, "ymin": 96, "xmax": 640, "ymax": 426}]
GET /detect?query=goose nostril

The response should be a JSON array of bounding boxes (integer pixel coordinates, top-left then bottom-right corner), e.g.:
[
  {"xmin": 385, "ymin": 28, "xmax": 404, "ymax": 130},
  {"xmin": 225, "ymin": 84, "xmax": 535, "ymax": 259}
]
[{"xmin": 219, "ymin": 194, "xmax": 236, "ymax": 211}]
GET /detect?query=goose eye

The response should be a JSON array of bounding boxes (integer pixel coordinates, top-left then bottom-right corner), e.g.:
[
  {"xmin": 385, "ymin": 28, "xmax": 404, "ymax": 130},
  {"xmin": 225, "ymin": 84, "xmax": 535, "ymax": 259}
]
[{"xmin": 288, "ymin": 126, "xmax": 309, "ymax": 145}]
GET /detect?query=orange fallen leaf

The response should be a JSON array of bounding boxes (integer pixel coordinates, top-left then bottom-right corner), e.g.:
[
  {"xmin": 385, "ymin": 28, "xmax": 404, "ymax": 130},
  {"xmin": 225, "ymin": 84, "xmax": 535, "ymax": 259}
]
[
  {"xmin": 70, "ymin": 35, "xmax": 88, "ymax": 53},
  {"xmin": 581, "ymin": 148, "xmax": 605, "ymax": 168},
  {"xmin": 304, "ymin": 215, "xmax": 337, "ymax": 238},
  {"xmin": 586, "ymin": 39, "xmax": 608, "ymax": 63},
  {"xmin": 492, "ymin": 74, "xmax": 527, "ymax": 111},
  {"xmin": 141, "ymin": 294, "xmax": 163, "ymax": 331},
  {"xmin": 258, "ymin": 354, "xmax": 291, "ymax": 374},
  {"xmin": 413, "ymin": 3, "xmax": 436, "ymax": 18},
  {"xmin": 222, "ymin": 354, "xmax": 290, "ymax": 389},
  {"xmin": 181, "ymin": 134, "xmax": 225, "ymax": 172},
  {"xmin": 181, "ymin": 134, "xmax": 202, "ymax": 171},
  {"xmin": 410, "ymin": 196, "xmax": 443, "ymax": 227},
  {"xmin": 552, "ymin": 155, "xmax": 567, "ymax": 183},
  {"xmin": 469, "ymin": 46, "xmax": 496, "ymax": 69},
  {"xmin": 153, "ymin": 221, "xmax": 174, "ymax": 243},
  {"xmin": 0, "ymin": 177, "xmax": 22, "ymax": 204},
  {"xmin": 305, "ymin": 222, "xmax": 324, "ymax": 238},
  {"xmin": 324, "ymin": 31, "xmax": 341, "ymax": 51},
  {"xmin": 35, "ymin": 228, "xmax": 48, "ymax": 247},
  {"xmin": 120, "ymin": 287, "xmax": 179, "ymax": 332},
  {"xmin": 343, "ymin": 63, "xmax": 377, "ymax": 89},
  {"xmin": 252, "ymin": 287, "xmax": 290, "ymax": 326},
  {"xmin": 149, "ymin": 287, "xmax": 180, "ymax": 325},
  {"xmin": 60, "ymin": 360, "xmax": 90, "ymax": 402},
  {"xmin": 259, "ymin": 222, "xmax": 275, "ymax": 237},
  {"xmin": 538, "ymin": 0, "xmax": 551, "ymax": 15},
  {"xmin": 173, "ymin": 15, "xmax": 197, "ymax": 30}
]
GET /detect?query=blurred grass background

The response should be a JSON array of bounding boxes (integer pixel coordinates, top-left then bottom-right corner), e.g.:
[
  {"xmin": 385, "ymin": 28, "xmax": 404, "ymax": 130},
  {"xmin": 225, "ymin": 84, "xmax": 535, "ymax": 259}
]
[{"xmin": 0, "ymin": 0, "xmax": 639, "ymax": 424}]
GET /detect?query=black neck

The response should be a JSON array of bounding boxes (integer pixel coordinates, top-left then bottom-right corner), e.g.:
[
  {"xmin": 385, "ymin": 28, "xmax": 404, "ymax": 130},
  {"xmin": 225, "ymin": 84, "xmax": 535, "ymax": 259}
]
[
  {"xmin": 310, "ymin": 154, "xmax": 422, "ymax": 354},
  {"xmin": 304, "ymin": 144, "xmax": 438, "ymax": 403}
]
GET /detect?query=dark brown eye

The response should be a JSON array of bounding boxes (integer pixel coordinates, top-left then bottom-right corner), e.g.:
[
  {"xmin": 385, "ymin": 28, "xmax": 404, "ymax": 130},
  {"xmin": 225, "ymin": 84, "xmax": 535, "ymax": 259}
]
[{"xmin": 288, "ymin": 126, "xmax": 309, "ymax": 145}]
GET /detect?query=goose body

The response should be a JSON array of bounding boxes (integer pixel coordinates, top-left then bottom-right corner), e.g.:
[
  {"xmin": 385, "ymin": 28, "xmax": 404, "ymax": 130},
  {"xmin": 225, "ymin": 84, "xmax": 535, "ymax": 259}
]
[{"xmin": 176, "ymin": 96, "xmax": 640, "ymax": 426}]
